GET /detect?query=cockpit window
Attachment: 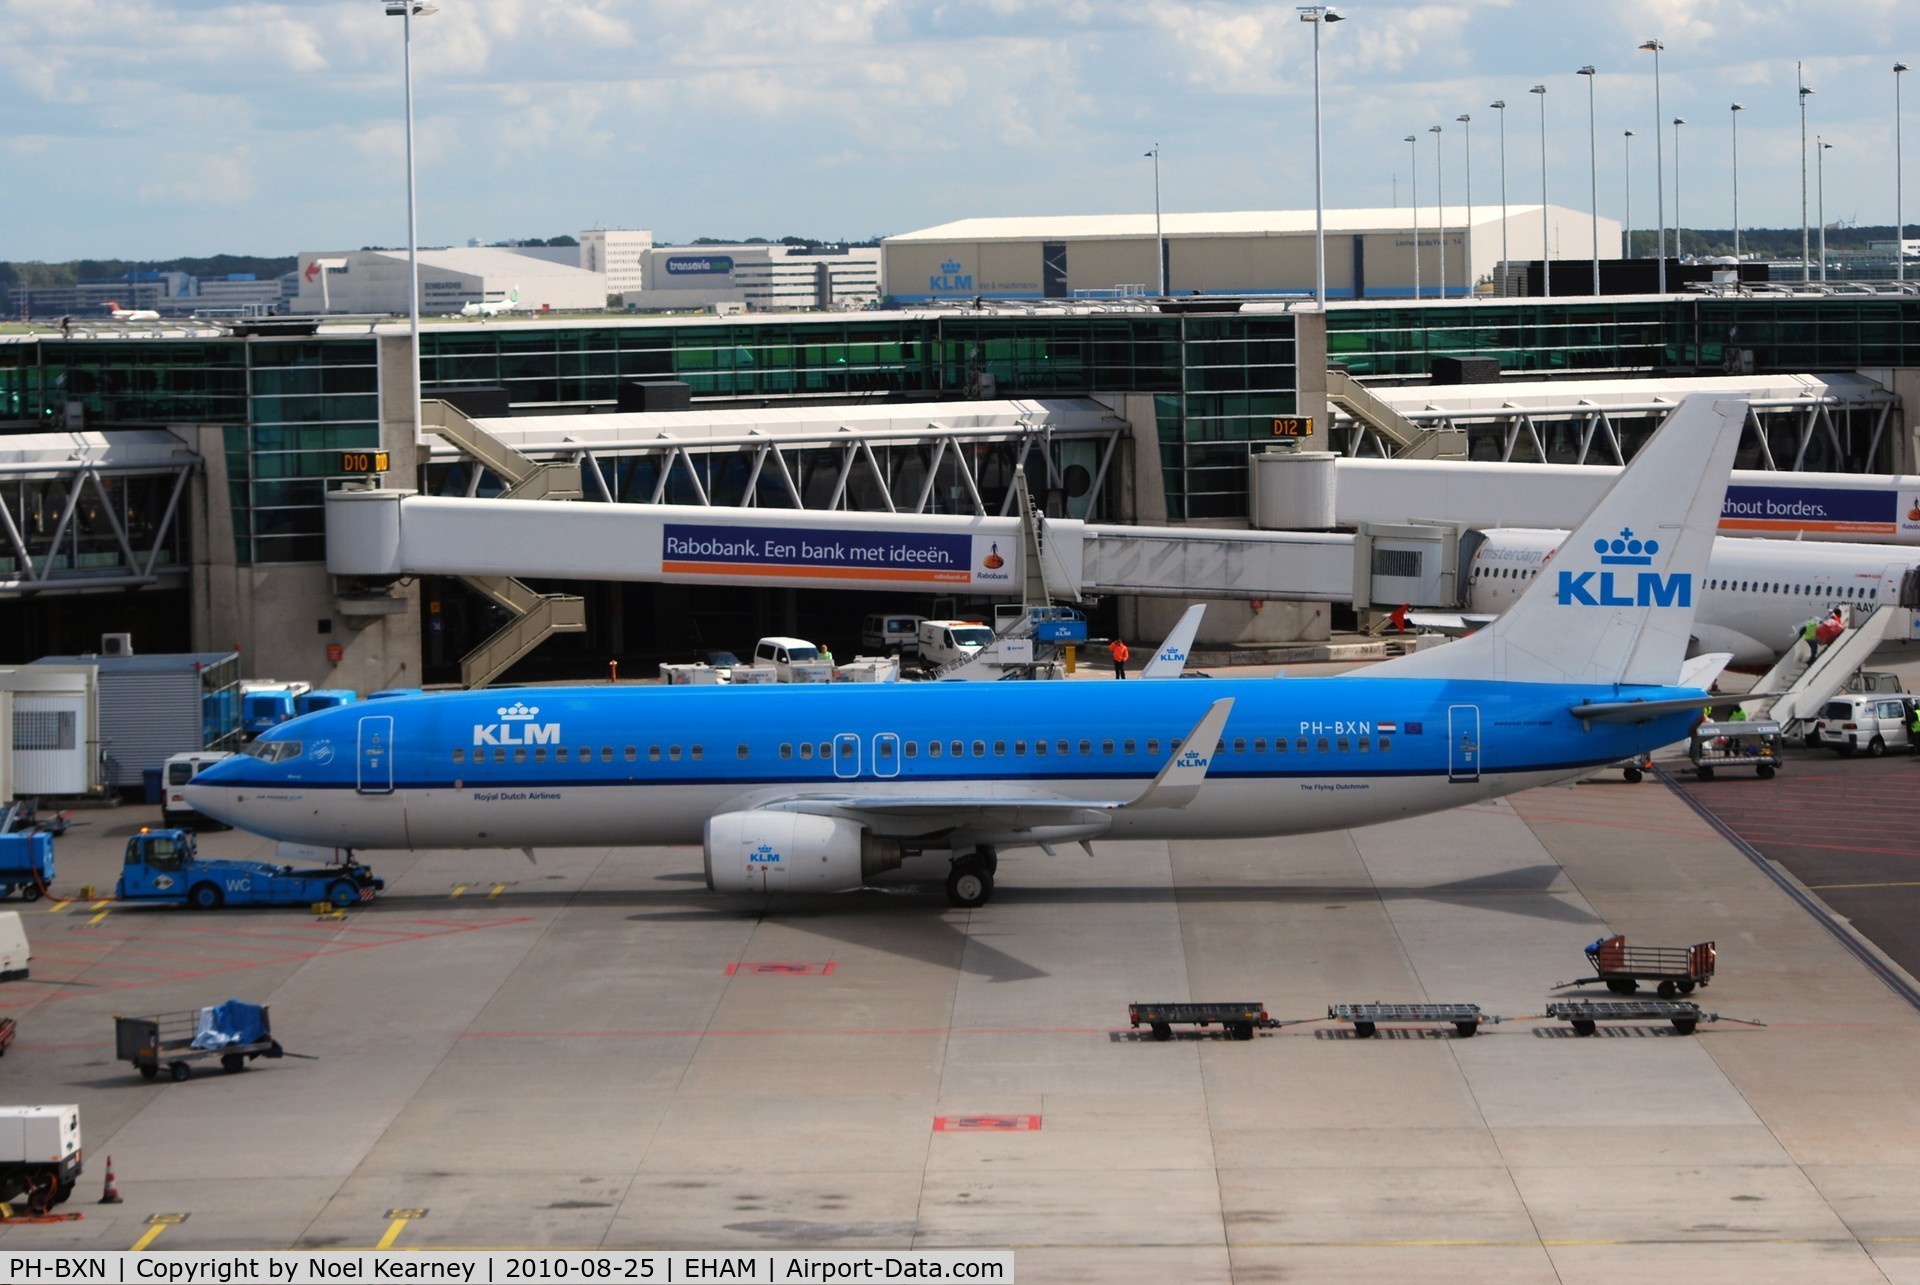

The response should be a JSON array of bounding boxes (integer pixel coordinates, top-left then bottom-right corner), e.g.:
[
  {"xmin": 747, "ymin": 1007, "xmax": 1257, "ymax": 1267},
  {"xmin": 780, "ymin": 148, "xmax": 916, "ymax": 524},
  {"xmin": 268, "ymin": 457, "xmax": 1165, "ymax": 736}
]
[{"xmin": 241, "ymin": 741, "xmax": 302, "ymax": 763}]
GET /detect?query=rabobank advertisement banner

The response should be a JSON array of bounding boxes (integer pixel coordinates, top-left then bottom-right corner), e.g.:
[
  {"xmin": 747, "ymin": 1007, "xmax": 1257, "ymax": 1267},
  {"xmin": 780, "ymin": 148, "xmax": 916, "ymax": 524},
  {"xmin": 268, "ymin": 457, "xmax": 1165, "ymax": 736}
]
[
  {"xmin": 1721, "ymin": 485, "xmax": 1920, "ymax": 537},
  {"xmin": 661, "ymin": 523, "xmax": 1016, "ymax": 588}
]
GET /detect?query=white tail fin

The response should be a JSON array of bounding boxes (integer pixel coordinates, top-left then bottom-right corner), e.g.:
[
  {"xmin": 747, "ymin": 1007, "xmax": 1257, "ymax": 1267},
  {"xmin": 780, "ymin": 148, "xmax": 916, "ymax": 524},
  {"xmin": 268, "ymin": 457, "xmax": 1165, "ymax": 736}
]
[
  {"xmin": 1362, "ymin": 395, "xmax": 1746, "ymax": 686},
  {"xmin": 1140, "ymin": 604, "xmax": 1206, "ymax": 679}
]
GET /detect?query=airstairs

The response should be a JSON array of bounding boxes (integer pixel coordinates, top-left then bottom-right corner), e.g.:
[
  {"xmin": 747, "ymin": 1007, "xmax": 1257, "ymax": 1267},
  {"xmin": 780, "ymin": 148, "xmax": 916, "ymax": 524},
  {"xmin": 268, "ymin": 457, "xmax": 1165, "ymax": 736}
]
[
  {"xmin": 423, "ymin": 400, "xmax": 587, "ymax": 687},
  {"xmin": 1325, "ymin": 370, "xmax": 1466, "ymax": 460},
  {"xmin": 1745, "ymin": 605, "xmax": 1916, "ymax": 733}
]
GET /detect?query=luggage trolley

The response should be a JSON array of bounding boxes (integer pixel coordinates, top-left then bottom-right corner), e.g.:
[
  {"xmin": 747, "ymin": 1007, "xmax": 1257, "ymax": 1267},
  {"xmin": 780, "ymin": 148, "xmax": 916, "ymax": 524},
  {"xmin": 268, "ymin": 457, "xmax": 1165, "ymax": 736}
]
[
  {"xmin": 114, "ymin": 1004, "xmax": 283, "ymax": 1082},
  {"xmin": 1689, "ymin": 720, "xmax": 1783, "ymax": 780},
  {"xmin": 1557, "ymin": 935, "xmax": 1715, "ymax": 999}
]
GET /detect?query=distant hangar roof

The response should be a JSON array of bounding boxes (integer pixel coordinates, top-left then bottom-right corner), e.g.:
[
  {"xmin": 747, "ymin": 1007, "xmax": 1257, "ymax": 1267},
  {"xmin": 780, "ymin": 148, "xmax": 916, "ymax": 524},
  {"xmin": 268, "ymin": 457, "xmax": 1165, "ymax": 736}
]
[{"xmin": 886, "ymin": 207, "xmax": 1543, "ymax": 243}]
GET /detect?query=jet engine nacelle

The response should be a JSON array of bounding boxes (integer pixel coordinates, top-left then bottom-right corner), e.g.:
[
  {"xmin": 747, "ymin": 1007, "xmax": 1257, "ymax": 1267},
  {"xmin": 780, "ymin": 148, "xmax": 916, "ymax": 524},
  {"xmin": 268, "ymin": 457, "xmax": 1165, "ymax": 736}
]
[{"xmin": 704, "ymin": 811, "xmax": 904, "ymax": 894}]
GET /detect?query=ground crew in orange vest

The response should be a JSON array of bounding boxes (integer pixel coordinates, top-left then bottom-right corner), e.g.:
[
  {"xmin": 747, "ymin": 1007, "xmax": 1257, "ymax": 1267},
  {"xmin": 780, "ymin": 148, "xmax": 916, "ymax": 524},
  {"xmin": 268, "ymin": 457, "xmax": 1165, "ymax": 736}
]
[{"xmin": 1108, "ymin": 637, "xmax": 1130, "ymax": 679}]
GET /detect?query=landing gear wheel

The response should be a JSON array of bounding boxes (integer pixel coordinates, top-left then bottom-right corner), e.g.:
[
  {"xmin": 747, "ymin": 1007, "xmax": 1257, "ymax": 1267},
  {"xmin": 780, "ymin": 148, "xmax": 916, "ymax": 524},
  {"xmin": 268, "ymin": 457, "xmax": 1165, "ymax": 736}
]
[
  {"xmin": 979, "ymin": 847, "xmax": 999, "ymax": 878},
  {"xmin": 945, "ymin": 858, "xmax": 993, "ymax": 909},
  {"xmin": 189, "ymin": 882, "xmax": 223, "ymax": 910}
]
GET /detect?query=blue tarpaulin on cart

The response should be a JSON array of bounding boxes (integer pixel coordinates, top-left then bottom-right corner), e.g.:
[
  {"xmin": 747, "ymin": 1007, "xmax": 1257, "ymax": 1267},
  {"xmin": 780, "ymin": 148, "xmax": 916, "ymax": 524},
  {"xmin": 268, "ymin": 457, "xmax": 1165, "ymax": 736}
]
[{"xmin": 191, "ymin": 1000, "xmax": 266, "ymax": 1049}]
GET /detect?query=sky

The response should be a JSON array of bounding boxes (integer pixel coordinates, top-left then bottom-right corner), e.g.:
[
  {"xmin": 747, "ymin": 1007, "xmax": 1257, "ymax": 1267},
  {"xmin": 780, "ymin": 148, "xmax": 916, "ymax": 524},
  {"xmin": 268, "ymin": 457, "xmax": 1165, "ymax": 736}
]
[{"xmin": 3, "ymin": 0, "xmax": 1916, "ymax": 262}]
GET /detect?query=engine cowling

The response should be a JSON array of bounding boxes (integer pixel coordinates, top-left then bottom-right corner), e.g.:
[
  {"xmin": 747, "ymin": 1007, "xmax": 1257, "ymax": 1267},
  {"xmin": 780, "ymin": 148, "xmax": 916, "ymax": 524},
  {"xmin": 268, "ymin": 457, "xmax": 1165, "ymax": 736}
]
[{"xmin": 704, "ymin": 811, "xmax": 904, "ymax": 894}]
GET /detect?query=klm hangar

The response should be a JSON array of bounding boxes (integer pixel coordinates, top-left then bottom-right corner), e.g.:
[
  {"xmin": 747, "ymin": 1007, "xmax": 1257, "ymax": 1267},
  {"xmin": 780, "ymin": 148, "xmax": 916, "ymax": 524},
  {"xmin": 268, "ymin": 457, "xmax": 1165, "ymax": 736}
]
[{"xmin": 881, "ymin": 206, "xmax": 1615, "ymax": 302}]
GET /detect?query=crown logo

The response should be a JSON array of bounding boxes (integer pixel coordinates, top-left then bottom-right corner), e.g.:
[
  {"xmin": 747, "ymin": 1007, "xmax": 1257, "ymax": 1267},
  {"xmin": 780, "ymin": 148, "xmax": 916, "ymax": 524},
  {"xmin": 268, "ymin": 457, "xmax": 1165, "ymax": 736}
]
[
  {"xmin": 1594, "ymin": 527, "xmax": 1657, "ymax": 566},
  {"xmin": 940, "ymin": 259, "xmax": 963, "ymax": 273},
  {"xmin": 498, "ymin": 702, "xmax": 540, "ymax": 720}
]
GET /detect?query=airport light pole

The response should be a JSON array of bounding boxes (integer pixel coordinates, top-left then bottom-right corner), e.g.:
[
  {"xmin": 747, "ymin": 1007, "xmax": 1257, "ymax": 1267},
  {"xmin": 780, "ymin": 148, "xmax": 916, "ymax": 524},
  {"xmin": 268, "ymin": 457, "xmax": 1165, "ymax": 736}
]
[
  {"xmin": 1406, "ymin": 134, "xmax": 1421, "ymax": 298},
  {"xmin": 1457, "ymin": 114, "xmax": 1474, "ymax": 294},
  {"xmin": 1146, "ymin": 145, "xmax": 1164, "ymax": 296},
  {"xmin": 1624, "ymin": 130, "xmax": 1635, "ymax": 258},
  {"xmin": 1673, "ymin": 117, "xmax": 1687, "ymax": 261},
  {"xmin": 1531, "ymin": 85, "xmax": 1549, "ymax": 296},
  {"xmin": 1429, "ymin": 124, "xmax": 1446, "ymax": 295},
  {"xmin": 1578, "ymin": 65, "xmax": 1599, "ymax": 293},
  {"xmin": 385, "ymin": 0, "xmax": 438, "ymax": 438},
  {"xmin": 1638, "ymin": 39, "xmax": 1667, "ymax": 292},
  {"xmin": 1898, "ymin": 63, "xmax": 1910, "ymax": 284},
  {"xmin": 1819, "ymin": 137, "xmax": 1832, "ymax": 282},
  {"xmin": 1491, "ymin": 100, "xmax": 1509, "ymax": 287},
  {"xmin": 1300, "ymin": 6, "xmax": 1344, "ymax": 307},
  {"xmin": 1800, "ymin": 65, "xmax": 1815, "ymax": 284},
  {"xmin": 1730, "ymin": 104, "xmax": 1744, "ymax": 264}
]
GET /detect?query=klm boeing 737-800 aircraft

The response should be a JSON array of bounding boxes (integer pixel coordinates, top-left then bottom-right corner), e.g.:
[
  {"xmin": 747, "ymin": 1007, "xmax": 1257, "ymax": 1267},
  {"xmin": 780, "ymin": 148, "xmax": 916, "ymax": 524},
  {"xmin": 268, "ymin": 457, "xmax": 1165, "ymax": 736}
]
[{"xmin": 188, "ymin": 396, "xmax": 1748, "ymax": 909}]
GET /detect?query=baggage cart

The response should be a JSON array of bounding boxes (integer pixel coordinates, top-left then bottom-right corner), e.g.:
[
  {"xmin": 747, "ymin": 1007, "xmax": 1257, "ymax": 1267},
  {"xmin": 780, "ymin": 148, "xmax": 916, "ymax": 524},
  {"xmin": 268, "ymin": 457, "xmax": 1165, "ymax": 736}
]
[
  {"xmin": 1327, "ymin": 1002, "xmax": 1495, "ymax": 1038},
  {"xmin": 1546, "ymin": 999, "xmax": 1708, "ymax": 1036},
  {"xmin": 114, "ymin": 1004, "xmax": 283, "ymax": 1082},
  {"xmin": 1128, "ymin": 1001, "xmax": 1274, "ymax": 1041},
  {"xmin": 1557, "ymin": 935, "xmax": 1715, "ymax": 998},
  {"xmin": 1689, "ymin": 720, "xmax": 1782, "ymax": 780}
]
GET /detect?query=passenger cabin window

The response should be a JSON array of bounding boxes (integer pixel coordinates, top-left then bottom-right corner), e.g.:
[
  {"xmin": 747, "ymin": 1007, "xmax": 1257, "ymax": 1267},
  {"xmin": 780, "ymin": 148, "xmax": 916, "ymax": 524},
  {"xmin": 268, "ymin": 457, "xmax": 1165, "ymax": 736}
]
[
  {"xmin": 1336, "ymin": 738, "xmax": 1348, "ymax": 753},
  {"xmin": 625, "ymin": 747, "xmax": 637, "ymax": 762},
  {"xmin": 1233, "ymin": 738, "xmax": 1246, "ymax": 754},
  {"xmin": 493, "ymin": 748, "xmax": 506, "ymax": 764},
  {"xmin": 973, "ymin": 741, "xmax": 986, "ymax": 758},
  {"xmin": 691, "ymin": 746, "xmax": 703, "ymax": 761},
  {"xmin": 800, "ymin": 743, "xmax": 814, "ymax": 760},
  {"xmin": 951, "ymin": 741, "xmax": 963, "ymax": 758},
  {"xmin": 737, "ymin": 745, "xmax": 749, "ymax": 760},
  {"xmin": 1056, "ymin": 740, "xmax": 1069, "ymax": 756},
  {"xmin": 557, "ymin": 747, "xmax": 569, "ymax": 763},
  {"xmin": 600, "ymin": 747, "xmax": 612, "ymax": 763},
  {"xmin": 648, "ymin": 746, "xmax": 661, "ymax": 761},
  {"xmin": 452, "ymin": 748, "xmax": 465, "ymax": 764},
  {"xmin": 905, "ymin": 742, "xmax": 918, "ymax": 758},
  {"xmin": 535, "ymin": 747, "xmax": 547, "ymax": 763},
  {"xmin": 780, "ymin": 744, "xmax": 793, "ymax": 759},
  {"xmin": 1316, "ymin": 738, "xmax": 1329, "ymax": 753},
  {"xmin": 1034, "ymin": 740, "xmax": 1047, "ymax": 755},
  {"xmin": 1124, "ymin": 739, "xmax": 1136, "ymax": 755},
  {"xmin": 993, "ymin": 741, "xmax": 1006, "ymax": 756},
  {"xmin": 1379, "ymin": 736, "xmax": 1391, "ymax": 753},
  {"xmin": 1014, "ymin": 741, "xmax": 1026, "ymax": 755},
  {"xmin": 927, "ymin": 741, "xmax": 941, "ymax": 758},
  {"xmin": 1147, "ymin": 739, "xmax": 1159, "ymax": 756},
  {"xmin": 1079, "ymin": 739, "xmax": 1091, "ymax": 755},
  {"xmin": 514, "ymin": 748, "xmax": 526, "ymax": 764}
]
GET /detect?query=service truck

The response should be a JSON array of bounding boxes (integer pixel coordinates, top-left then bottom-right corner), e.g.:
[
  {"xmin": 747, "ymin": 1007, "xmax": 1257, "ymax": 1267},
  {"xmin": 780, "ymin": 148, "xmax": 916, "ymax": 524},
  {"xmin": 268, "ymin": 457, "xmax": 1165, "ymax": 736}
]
[
  {"xmin": 916, "ymin": 620, "xmax": 995, "ymax": 669},
  {"xmin": 115, "ymin": 828, "xmax": 384, "ymax": 909},
  {"xmin": 0, "ymin": 1105, "xmax": 82, "ymax": 1212}
]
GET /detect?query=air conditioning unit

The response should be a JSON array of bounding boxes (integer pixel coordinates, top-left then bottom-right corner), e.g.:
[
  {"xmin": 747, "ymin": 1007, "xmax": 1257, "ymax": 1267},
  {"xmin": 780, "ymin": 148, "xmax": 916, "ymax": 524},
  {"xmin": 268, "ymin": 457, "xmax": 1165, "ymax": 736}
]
[{"xmin": 100, "ymin": 633, "xmax": 134, "ymax": 657}]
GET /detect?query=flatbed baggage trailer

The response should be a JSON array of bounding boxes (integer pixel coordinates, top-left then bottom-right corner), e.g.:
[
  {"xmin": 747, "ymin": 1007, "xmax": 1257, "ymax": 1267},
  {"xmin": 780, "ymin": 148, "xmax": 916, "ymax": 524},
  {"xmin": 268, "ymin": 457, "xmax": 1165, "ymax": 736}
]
[
  {"xmin": 115, "ymin": 1005, "xmax": 283, "ymax": 1082},
  {"xmin": 1128, "ymin": 1001, "xmax": 1274, "ymax": 1041},
  {"xmin": 1558, "ymin": 935, "xmax": 1715, "ymax": 998},
  {"xmin": 1328, "ymin": 1002, "xmax": 1496, "ymax": 1038},
  {"xmin": 1547, "ymin": 999, "xmax": 1708, "ymax": 1036}
]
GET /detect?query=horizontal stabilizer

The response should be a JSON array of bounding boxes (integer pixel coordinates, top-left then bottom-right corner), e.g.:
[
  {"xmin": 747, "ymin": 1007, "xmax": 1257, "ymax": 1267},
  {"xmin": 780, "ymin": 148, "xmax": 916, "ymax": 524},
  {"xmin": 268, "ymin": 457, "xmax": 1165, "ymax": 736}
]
[{"xmin": 1568, "ymin": 695, "xmax": 1720, "ymax": 724}]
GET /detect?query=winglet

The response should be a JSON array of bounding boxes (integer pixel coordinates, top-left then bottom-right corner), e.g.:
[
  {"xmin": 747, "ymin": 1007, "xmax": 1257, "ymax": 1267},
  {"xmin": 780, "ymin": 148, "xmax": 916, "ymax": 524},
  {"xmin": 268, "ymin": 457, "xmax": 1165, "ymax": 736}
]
[
  {"xmin": 1129, "ymin": 698, "xmax": 1234, "ymax": 810},
  {"xmin": 1140, "ymin": 604, "xmax": 1207, "ymax": 679}
]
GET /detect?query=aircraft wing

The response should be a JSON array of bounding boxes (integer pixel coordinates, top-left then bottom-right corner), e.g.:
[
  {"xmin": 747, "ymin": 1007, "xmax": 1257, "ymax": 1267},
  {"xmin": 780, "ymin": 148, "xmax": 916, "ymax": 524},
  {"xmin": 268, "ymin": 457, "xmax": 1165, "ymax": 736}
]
[{"xmin": 754, "ymin": 699, "xmax": 1236, "ymax": 839}]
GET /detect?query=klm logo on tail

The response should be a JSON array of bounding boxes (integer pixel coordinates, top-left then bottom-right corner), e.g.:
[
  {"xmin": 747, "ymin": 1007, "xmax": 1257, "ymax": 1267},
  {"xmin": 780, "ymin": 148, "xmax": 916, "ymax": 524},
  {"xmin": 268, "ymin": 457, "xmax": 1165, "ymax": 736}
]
[{"xmin": 1556, "ymin": 528, "xmax": 1692, "ymax": 608}]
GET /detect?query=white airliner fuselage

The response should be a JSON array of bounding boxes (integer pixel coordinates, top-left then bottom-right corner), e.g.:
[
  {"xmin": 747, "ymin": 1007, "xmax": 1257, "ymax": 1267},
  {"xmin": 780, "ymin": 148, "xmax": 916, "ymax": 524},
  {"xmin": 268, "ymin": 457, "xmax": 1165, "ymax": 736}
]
[{"xmin": 1453, "ymin": 530, "xmax": 1915, "ymax": 665}]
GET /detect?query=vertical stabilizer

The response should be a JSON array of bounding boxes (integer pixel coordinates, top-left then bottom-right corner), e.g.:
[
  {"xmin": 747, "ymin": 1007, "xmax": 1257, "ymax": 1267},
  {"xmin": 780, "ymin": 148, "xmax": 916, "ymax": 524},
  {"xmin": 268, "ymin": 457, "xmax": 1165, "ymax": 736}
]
[{"xmin": 1360, "ymin": 395, "xmax": 1746, "ymax": 686}]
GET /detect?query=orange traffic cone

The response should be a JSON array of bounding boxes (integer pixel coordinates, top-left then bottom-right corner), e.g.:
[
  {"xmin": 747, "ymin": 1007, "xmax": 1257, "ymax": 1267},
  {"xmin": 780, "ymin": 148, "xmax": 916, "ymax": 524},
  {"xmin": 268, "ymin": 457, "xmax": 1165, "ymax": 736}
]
[{"xmin": 99, "ymin": 1156, "xmax": 121, "ymax": 1204}]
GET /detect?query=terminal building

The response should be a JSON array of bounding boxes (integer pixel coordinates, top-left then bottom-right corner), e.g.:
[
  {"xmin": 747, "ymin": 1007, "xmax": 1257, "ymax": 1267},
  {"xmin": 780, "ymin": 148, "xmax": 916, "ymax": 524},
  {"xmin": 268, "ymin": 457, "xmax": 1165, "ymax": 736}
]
[
  {"xmin": 291, "ymin": 246, "xmax": 610, "ymax": 316},
  {"xmin": 881, "ymin": 206, "xmax": 1618, "ymax": 302},
  {"xmin": 0, "ymin": 287, "xmax": 1916, "ymax": 702}
]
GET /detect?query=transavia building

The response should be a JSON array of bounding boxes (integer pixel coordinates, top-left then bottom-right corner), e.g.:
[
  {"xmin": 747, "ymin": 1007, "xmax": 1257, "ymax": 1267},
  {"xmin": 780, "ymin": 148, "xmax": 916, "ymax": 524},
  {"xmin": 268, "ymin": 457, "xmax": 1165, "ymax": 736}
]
[
  {"xmin": 882, "ymin": 207, "xmax": 1617, "ymax": 302},
  {"xmin": 622, "ymin": 244, "xmax": 881, "ymax": 313}
]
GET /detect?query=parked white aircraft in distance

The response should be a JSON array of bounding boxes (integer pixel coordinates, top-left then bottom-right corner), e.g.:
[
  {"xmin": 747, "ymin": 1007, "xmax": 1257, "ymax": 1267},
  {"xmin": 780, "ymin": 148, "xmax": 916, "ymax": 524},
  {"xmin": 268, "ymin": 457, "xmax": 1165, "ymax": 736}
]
[
  {"xmin": 460, "ymin": 286, "xmax": 520, "ymax": 318},
  {"xmin": 188, "ymin": 396, "xmax": 1746, "ymax": 909},
  {"xmin": 1412, "ymin": 528, "xmax": 1919, "ymax": 666},
  {"xmin": 103, "ymin": 300, "xmax": 160, "ymax": 322}
]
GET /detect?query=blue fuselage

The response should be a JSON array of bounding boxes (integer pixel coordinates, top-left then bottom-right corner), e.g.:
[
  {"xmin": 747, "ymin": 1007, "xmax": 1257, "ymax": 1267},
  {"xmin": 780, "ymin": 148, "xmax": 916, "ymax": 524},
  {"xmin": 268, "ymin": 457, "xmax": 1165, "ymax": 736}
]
[{"xmin": 186, "ymin": 677, "xmax": 1701, "ymax": 852}]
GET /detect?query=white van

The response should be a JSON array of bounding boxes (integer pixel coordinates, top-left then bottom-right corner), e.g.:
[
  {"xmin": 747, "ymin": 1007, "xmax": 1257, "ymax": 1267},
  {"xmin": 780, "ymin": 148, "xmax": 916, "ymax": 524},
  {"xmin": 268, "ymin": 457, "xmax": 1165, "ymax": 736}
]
[
  {"xmin": 0, "ymin": 910, "xmax": 30, "ymax": 982},
  {"xmin": 1814, "ymin": 694, "xmax": 1918, "ymax": 756},
  {"xmin": 161, "ymin": 751, "xmax": 234, "ymax": 823},
  {"xmin": 860, "ymin": 614, "xmax": 925, "ymax": 655},
  {"xmin": 916, "ymin": 620, "xmax": 995, "ymax": 668},
  {"xmin": 748, "ymin": 637, "xmax": 835, "ymax": 683}
]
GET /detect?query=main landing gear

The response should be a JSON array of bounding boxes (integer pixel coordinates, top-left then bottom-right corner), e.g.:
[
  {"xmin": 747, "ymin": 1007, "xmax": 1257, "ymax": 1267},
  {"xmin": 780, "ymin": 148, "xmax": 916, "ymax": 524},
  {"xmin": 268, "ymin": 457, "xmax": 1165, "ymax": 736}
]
[{"xmin": 945, "ymin": 847, "xmax": 998, "ymax": 909}]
